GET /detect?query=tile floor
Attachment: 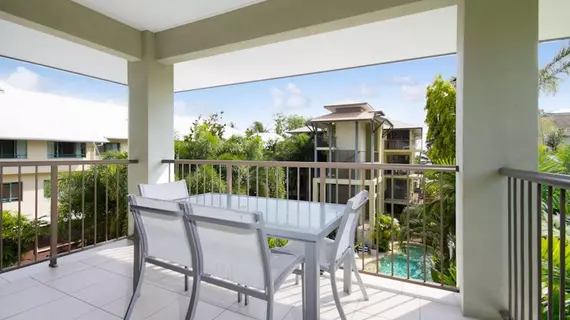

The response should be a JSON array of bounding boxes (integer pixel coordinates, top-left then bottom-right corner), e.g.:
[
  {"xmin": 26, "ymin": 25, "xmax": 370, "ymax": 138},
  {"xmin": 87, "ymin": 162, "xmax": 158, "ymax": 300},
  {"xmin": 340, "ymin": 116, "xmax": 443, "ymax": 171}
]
[{"xmin": 0, "ymin": 240, "xmax": 477, "ymax": 320}]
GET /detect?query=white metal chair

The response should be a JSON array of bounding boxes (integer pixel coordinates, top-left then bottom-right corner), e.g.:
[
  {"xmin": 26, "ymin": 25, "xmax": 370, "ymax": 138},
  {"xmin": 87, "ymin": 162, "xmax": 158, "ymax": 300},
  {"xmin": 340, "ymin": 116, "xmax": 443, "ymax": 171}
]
[
  {"xmin": 188, "ymin": 203, "xmax": 305, "ymax": 320},
  {"xmin": 127, "ymin": 195, "xmax": 201, "ymax": 320},
  {"xmin": 276, "ymin": 190, "xmax": 370, "ymax": 320},
  {"xmin": 138, "ymin": 180, "xmax": 192, "ymax": 290}
]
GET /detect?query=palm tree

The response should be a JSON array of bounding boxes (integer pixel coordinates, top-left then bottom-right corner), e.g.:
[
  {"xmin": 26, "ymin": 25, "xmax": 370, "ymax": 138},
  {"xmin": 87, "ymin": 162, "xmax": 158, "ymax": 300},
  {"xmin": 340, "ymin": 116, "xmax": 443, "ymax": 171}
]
[{"xmin": 539, "ymin": 42, "xmax": 570, "ymax": 95}]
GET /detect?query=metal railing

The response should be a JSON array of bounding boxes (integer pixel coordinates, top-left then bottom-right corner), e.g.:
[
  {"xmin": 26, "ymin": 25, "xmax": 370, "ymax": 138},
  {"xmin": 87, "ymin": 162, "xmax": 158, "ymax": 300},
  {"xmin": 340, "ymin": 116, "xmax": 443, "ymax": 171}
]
[
  {"xmin": 499, "ymin": 168, "xmax": 569, "ymax": 320},
  {"xmin": 0, "ymin": 159, "xmax": 137, "ymax": 273},
  {"xmin": 164, "ymin": 159, "xmax": 459, "ymax": 291},
  {"xmin": 385, "ymin": 140, "xmax": 411, "ymax": 150}
]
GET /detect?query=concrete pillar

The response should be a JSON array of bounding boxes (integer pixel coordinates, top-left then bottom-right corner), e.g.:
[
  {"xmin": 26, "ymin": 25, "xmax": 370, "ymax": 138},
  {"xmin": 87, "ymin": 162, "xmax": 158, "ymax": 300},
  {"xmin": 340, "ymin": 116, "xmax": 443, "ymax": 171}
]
[
  {"xmin": 127, "ymin": 31, "xmax": 174, "ymax": 234},
  {"xmin": 456, "ymin": 0, "xmax": 538, "ymax": 318}
]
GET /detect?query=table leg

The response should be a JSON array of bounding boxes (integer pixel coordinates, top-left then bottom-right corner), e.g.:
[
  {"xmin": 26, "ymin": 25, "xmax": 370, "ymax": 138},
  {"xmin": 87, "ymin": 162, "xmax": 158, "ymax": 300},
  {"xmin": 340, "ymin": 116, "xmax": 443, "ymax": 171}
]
[
  {"xmin": 303, "ymin": 241, "xmax": 320, "ymax": 320},
  {"xmin": 343, "ymin": 256, "xmax": 352, "ymax": 294}
]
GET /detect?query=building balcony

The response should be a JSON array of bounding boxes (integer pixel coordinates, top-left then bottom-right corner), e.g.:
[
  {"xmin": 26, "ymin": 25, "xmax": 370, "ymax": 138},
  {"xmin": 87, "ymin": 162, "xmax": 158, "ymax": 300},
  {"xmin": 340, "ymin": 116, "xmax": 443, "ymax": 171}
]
[
  {"xmin": 385, "ymin": 140, "xmax": 411, "ymax": 150},
  {"xmin": 0, "ymin": 159, "xmax": 566, "ymax": 319},
  {"xmin": 0, "ymin": 239, "xmax": 466, "ymax": 320}
]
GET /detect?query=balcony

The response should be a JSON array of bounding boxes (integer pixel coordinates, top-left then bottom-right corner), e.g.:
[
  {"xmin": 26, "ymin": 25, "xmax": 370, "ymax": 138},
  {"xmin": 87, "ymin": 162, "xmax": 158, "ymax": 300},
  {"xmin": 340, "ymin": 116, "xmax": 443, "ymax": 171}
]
[
  {"xmin": 316, "ymin": 135, "xmax": 336, "ymax": 149},
  {"xmin": 0, "ymin": 240, "xmax": 466, "ymax": 320},
  {"xmin": 0, "ymin": 159, "xmax": 568, "ymax": 319},
  {"xmin": 385, "ymin": 140, "xmax": 411, "ymax": 150}
]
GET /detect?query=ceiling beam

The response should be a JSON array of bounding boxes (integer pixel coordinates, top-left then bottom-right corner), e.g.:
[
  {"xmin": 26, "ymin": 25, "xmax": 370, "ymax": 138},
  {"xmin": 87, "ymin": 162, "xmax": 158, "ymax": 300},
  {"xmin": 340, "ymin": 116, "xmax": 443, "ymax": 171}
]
[
  {"xmin": 0, "ymin": 0, "xmax": 142, "ymax": 61},
  {"xmin": 156, "ymin": 0, "xmax": 456, "ymax": 63}
]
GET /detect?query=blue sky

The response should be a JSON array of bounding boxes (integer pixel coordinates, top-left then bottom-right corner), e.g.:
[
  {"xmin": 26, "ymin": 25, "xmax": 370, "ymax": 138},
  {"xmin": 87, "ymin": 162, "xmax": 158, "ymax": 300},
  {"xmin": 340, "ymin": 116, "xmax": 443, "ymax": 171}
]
[{"xmin": 0, "ymin": 40, "xmax": 568, "ymax": 132}]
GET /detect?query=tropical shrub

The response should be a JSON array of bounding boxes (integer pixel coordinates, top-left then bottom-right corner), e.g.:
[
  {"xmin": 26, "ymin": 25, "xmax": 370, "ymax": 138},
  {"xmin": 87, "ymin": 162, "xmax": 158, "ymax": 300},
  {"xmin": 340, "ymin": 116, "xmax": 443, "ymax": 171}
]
[
  {"xmin": 2, "ymin": 210, "xmax": 47, "ymax": 267},
  {"xmin": 541, "ymin": 237, "xmax": 570, "ymax": 318},
  {"xmin": 371, "ymin": 213, "xmax": 400, "ymax": 252}
]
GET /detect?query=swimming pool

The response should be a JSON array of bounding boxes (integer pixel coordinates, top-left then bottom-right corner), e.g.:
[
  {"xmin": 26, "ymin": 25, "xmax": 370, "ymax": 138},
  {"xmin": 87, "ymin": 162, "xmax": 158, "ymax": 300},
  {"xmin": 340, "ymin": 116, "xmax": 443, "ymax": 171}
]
[{"xmin": 378, "ymin": 246, "xmax": 432, "ymax": 282}]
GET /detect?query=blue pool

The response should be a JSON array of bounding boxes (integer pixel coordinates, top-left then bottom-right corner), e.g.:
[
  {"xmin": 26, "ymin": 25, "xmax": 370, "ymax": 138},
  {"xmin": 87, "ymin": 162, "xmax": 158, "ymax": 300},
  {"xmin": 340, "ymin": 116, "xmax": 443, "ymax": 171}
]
[{"xmin": 378, "ymin": 246, "xmax": 432, "ymax": 281}]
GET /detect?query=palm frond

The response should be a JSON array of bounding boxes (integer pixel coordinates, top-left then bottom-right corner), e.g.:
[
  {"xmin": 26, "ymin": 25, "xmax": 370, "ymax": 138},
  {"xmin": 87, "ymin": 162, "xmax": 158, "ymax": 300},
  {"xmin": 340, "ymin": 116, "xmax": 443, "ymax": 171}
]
[{"xmin": 539, "ymin": 43, "xmax": 570, "ymax": 95}]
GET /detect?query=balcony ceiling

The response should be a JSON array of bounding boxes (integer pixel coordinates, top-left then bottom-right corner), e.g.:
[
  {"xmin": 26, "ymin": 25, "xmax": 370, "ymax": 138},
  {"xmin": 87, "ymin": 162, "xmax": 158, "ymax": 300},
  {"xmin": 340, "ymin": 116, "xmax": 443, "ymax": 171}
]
[
  {"xmin": 72, "ymin": 0, "xmax": 265, "ymax": 32},
  {"xmin": 0, "ymin": 0, "xmax": 568, "ymax": 91}
]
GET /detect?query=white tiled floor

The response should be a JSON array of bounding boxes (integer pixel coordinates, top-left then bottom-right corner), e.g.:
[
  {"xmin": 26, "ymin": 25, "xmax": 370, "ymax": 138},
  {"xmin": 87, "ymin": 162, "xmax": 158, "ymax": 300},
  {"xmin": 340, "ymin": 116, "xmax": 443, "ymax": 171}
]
[{"xmin": 0, "ymin": 240, "xmax": 478, "ymax": 320}]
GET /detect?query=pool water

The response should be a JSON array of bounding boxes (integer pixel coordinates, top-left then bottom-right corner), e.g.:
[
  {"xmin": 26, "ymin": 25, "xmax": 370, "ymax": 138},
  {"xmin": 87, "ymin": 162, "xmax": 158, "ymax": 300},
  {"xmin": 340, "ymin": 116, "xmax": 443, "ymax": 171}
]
[{"xmin": 378, "ymin": 246, "xmax": 432, "ymax": 281}]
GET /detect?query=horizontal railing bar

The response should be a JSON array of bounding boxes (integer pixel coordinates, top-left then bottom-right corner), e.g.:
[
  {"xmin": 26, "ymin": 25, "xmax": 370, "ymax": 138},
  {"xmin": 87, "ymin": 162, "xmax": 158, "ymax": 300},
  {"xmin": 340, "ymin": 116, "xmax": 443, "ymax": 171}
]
[
  {"xmin": 499, "ymin": 167, "xmax": 570, "ymax": 189},
  {"xmin": 0, "ymin": 159, "xmax": 138, "ymax": 167},
  {"xmin": 163, "ymin": 159, "xmax": 458, "ymax": 172}
]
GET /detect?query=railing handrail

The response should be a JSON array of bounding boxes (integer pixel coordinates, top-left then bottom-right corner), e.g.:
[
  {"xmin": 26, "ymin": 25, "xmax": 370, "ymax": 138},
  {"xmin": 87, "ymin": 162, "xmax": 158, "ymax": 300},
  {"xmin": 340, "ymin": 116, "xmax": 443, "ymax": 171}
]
[
  {"xmin": 0, "ymin": 159, "xmax": 139, "ymax": 167},
  {"xmin": 499, "ymin": 167, "xmax": 570, "ymax": 189},
  {"xmin": 164, "ymin": 159, "xmax": 458, "ymax": 172}
]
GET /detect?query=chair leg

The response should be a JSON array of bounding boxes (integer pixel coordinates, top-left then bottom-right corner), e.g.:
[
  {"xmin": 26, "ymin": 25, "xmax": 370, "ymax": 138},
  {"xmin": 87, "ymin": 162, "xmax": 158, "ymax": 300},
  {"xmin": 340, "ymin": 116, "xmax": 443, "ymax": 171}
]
[
  {"xmin": 329, "ymin": 269, "xmax": 348, "ymax": 320},
  {"xmin": 351, "ymin": 257, "xmax": 369, "ymax": 300},
  {"xmin": 266, "ymin": 297, "xmax": 274, "ymax": 320},
  {"xmin": 300, "ymin": 264, "xmax": 305, "ymax": 313},
  {"xmin": 184, "ymin": 274, "xmax": 201, "ymax": 320},
  {"xmin": 124, "ymin": 259, "xmax": 146, "ymax": 320},
  {"xmin": 184, "ymin": 266, "xmax": 189, "ymax": 292}
]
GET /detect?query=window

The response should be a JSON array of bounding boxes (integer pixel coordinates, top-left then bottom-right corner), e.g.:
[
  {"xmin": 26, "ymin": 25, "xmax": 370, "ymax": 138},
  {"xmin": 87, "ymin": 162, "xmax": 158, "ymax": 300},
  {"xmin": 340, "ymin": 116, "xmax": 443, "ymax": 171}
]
[
  {"xmin": 0, "ymin": 140, "xmax": 27, "ymax": 159},
  {"xmin": 97, "ymin": 142, "xmax": 121, "ymax": 154},
  {"xmin": 47, "ymin": 142, "xmax": 86, "ymax": 158},
  {"xmin": 1, "ymin": 182, "xmax": 22, "ymax": 202}
]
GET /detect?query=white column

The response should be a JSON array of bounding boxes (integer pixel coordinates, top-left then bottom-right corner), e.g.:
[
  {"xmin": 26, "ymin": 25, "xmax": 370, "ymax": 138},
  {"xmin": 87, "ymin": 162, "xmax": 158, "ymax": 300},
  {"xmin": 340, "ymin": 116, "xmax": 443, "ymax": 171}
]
[
  {"xmin": 456, "ymin": 0, "xmax": 538, "ymax": 318},
  {"xmin": 127, "ymin": 31, "xmax": 174, "ymax": 234}
]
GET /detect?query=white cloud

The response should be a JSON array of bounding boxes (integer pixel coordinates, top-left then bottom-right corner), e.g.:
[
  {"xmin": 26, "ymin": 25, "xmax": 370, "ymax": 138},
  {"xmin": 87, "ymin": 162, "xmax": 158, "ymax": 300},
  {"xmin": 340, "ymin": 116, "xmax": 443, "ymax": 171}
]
[
  {"xmin": 401, "ymin": 83, "xmax": 428, "ymax": 101},
  {"xmin": 358, "ymin": 83, "xmax": 377, "ymax": 97},
  {"xmin": 271, "ymin": 83, "xmax": 310, "ymax": 111},
  {"xmin": 5, "ymin": 67, "xmax": 41, "ymax": 90},
  {"xmin": 391, "ymin": 76, "xmax": 415, "ymax": 85}
]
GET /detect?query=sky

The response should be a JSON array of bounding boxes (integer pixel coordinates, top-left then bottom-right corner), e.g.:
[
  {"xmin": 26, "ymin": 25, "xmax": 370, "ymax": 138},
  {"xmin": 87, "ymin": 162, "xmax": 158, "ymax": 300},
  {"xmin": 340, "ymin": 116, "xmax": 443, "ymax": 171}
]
[{"xmin": 0, "ymin": 40, "xmax": 568, "ymax": 133}]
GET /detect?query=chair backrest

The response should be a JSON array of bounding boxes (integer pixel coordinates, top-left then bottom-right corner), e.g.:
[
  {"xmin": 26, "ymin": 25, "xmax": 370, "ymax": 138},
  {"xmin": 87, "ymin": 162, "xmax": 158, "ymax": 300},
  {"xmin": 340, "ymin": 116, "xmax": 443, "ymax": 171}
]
[
  {"xmin": 138, "ymin": 180, "xmax": 189, "ymax": 200},
  {"xmin": 331, "ymin": 190, "xmax": 369, "ymax": 264},
  {"xmin": 186, "ymin": 204, "xmax": 272, "ymax": 292},
  {"xmin": 128, "ymin": 195, "xmax": 196, "ymax": 268}
]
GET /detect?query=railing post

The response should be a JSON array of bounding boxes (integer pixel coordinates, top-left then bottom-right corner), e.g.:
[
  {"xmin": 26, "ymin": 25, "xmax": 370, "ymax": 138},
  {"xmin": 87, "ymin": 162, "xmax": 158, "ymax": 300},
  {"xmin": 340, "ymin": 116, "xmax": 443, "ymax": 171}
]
[
  {"xmin": 226, "ymin": 165, "xmax": 233, "ymax": 195},
  {"xmin": 319, "ymin": 167, "xmax": 326, "ymax": 203},
  {"xmin": 49, "ymin": 165, "xmax": 58, "ymax": 268}
]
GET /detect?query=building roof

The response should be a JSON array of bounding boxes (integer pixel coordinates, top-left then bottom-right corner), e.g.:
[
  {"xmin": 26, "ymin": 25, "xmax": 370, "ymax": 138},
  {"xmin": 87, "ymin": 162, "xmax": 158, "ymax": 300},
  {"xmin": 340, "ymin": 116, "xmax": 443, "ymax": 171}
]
[
  {"xmin": 543, "ymin": 112, "xmax": 570, "ymax": 128},
  {"xmin": 386, "ymin": 119, "xmax": 423, "ymax": 130},
  {"xmin": 308, "ymin": 103, "xmax": 391, "ymax": 127},
  {"xmin": 0, "ymin": 83, "xmax": 245, "ymax": 143},
  {"xmin": 323, "ymin": 102, "xmax": 376, "ymax": 113},
  {"xmin": 286, "ymin": 127, "xmax": 323, "ymax": 134}
]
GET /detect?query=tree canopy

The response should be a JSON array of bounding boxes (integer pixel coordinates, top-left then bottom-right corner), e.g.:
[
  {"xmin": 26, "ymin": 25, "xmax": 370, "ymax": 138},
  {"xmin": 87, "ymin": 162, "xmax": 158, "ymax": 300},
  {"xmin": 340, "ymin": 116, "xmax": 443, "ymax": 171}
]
[
  {"xmin": 273, "ymin": 113, "xmax": 309, "ymax": 135},
  {"xmin": 424, "ymin": 75, "xmax": 456, "ymax": 160}
]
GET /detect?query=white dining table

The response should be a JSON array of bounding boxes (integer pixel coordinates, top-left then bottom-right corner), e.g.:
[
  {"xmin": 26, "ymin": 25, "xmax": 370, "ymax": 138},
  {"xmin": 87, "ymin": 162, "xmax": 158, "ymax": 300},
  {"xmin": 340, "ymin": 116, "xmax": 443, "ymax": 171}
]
[{"xmin": 133, "ymin": 193, "xmax": 351, "ymax": 320}]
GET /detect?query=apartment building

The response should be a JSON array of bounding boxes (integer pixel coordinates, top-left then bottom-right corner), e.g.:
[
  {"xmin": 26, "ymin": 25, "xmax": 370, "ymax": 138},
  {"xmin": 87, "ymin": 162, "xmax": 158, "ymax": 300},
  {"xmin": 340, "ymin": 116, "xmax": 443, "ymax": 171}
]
[
  {"xmin": 0, "ymin": 84, "xmax": 130, "ymax": 220},
  {"xmin": 303, "ymin": 102, "xmax": 423, "ymax": 226}
]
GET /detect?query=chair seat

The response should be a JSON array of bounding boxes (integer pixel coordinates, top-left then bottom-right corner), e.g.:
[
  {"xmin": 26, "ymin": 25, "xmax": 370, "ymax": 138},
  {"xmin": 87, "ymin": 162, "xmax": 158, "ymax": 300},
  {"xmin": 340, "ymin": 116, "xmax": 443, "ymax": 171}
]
[
  {"xmin": 269, "ymin": 250, "xmax": 305, "ymax": 290},
  {"xmin": 276, "ymin": 238, "xmax": 339, "ymax": 272}
]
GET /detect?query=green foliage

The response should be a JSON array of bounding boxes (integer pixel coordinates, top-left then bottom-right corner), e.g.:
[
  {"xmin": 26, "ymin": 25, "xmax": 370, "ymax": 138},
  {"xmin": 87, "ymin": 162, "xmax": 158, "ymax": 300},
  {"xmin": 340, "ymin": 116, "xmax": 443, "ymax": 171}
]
[
  {"xmin": 431, "ymin": 261, "xmax": 457, "ymax": 287},
  {"xmin": 424, "ymin": 75, "xmax": 456, "ymax": 160},
  {"xmin": 268, "ymin": 237, "xmax": 288, "ymax": 249},
  {"xmin": 400, "ymin": 158, "xmax": 457, "ymax": 285},
  {"xmin": 539, "ymin": 42, "xmax": 570, "ymax": 95},
  {"xmin": 248, "ymin": 121, "xmax": 267, "ymax": 134},
  {"xmin": 540, "ymin": 237, "xmax": 570, "ymax": 318},
  {"xmin": 1, "ymin": 210, "xmax": 48, "ymax": 267},
  {"xmin": 56, "ymin": 151, "xmax": 129, "ymax": 245},
  {"xmin": 273, "ymin": 113, "xmax": 309, "ymax": 135},
  {"xmin": 545, "ymin": 129, "xmax": 564, "ymax": 151},
  {"xmin": 371, "ymin": 213, "xmax": 400, "ymax": 252}
]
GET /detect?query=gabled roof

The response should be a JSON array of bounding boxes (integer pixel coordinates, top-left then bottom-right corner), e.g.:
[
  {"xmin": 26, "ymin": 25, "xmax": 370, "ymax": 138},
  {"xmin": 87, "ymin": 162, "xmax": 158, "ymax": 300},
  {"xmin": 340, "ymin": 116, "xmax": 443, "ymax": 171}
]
[
  {"xmin": 386, "ymin": 119, "xmax": 423, "ymax": 130},
  {"xmin": 308, "ymin": 103, "xmax": 390, "ymax": 127}
]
